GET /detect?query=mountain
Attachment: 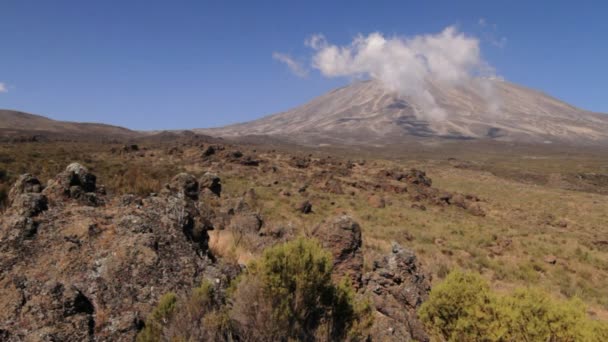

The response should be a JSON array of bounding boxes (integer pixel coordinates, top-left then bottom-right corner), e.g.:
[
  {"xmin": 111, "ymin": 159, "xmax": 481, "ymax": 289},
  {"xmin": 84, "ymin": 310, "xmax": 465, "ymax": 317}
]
[
  {"xmin": 198, "ymin": 79, "xmax": 608, "ymax": 146},
  {"xmin": 0, "ymin": 109, "xmax": 136, "ymax": 140}
]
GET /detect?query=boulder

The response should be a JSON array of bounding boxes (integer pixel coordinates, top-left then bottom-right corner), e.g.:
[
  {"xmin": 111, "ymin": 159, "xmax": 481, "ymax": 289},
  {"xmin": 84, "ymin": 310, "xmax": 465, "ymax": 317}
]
[
  {"xmin": 297, "ymin": 200, "xmax": 312, "ymax": 214},
  {"xmin": 11, "ymin": 193, "xmax": 48, "ymax": 218},
  {"xmin": 229, "ymin": 212, "xmax": 263, "ymax": 234},
  {"xmin": 199, "ymin": 172, "xmax": 222, "ymax": 197},
  {"xmin": 7, "ymin": 173, "xmax": 43, "ymax": 205},
  {"xmin": 313, "ymin": 215, "xmax": 363, "ymax": 288},
  {"xmin": 403, "ymin": 169, "xmax": 432, "ymax": 187},
  {"xmin": 362, "ymin": 243, "xmax": 431, "ymax": 341},
  {"xmin": 43, "ymin": 163, "xmax": 98, "ymax": 205},
  {"xmin": 164, "ymin": 173, "xmax": 199, "ymax": 200},
  {"xmin": 289, "ymin": 156, "xmax": 310, "ymax": 169},
  {"xmin": 202, "ymin": 145, "xmax": 216, "ymax": 157}
]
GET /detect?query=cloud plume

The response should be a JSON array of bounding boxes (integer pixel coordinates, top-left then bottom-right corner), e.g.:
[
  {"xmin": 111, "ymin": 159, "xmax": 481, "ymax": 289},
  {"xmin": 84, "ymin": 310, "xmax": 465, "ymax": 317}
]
[
  {"xmin": 0, "ymin": 83, "xmax": 7, "ymax": 93},
  {"xmin": 305, "ymin": 26, "xmax": 495, "ymax": 119},
  {"xmin": 272, "ymin": 52, "xmax": 308, "ymax": 77}
]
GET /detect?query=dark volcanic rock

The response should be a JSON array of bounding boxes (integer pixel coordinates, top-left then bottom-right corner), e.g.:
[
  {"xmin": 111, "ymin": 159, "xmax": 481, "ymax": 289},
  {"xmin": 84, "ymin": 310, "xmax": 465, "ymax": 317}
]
[
  {"xmin": 362, "ymin": 243, "xmax": 431, "ymax": 342},
  {"xmin": 297, "ymin": 200, "xmax": 313, "ymax": 214},
  {"xmin": 42, "ymin": 163, "xmax": 99, "ymax": 205},
  {"xmin": 10, "ymin": 193, "xmax": 48, "ymax": 218},
  {"xmin": 199, "ymin": 172, "xmax": 222, "ymax": 197},
  {"xmin": 163, "ymin": 173, "xmax": 199, "ymax": 200},
  {"xmin": 0, "ymin": 167, "xmax": 226, "ymax": 341},
  {"xmin": 313, "ymin": 215, "xmax": 363, "ymax": 288},
  {"xmin": 403, "ymin": 169, "xmax": 432, "ymax": 187},
  {"xmin": 7, "ymin": 173, "xmax": 43, "ymax": 205}
]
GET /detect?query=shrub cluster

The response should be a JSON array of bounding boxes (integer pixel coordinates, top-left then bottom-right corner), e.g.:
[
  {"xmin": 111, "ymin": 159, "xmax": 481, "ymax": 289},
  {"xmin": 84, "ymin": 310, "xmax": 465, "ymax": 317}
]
[
  {"xmin": 137, "ymin": 237, "xmax": 372, "ymax": 342},
  {"xmin": 419, "ymin": 271, "xmax": 608, "ymax": 341}
]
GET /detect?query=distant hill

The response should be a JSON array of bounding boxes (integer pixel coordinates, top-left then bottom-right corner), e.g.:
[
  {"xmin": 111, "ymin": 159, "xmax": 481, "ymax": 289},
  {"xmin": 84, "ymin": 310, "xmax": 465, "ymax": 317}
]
[
  {"xmin": 198, "ymin": 79, "xmax": 608, "ymax": 146},
  {"xmin": 0, "ymin": 110, "xmax": 137, "ymax": 141}
]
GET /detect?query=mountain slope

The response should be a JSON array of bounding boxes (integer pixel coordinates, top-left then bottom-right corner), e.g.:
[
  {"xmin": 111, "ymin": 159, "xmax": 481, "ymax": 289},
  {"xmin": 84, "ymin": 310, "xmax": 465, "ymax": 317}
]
[
  {"xmin": 198, "ymin": 79, "xmax": 608, "ymax": 146},
  {"xmin": 0, "ymin": 109, "xmax": 136, "ymax": 139}
]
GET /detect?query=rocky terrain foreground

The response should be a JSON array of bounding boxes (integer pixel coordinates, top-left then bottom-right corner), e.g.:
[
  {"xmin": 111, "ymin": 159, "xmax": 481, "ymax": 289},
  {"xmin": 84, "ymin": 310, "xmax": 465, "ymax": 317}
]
[
  {"xmin": 1, "ymin": 159, "xmax": 457, "ymax": 340},
  {"xmin": 1, "ymin": 137, "xmax": 607, "ymax": 340}
]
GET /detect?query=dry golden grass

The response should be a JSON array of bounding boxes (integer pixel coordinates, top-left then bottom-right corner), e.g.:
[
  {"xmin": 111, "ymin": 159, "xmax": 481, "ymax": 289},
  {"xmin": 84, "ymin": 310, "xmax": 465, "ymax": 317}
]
[{"xmin": 2, "ymin": 140, "xmax": 607, "ymax": 319}]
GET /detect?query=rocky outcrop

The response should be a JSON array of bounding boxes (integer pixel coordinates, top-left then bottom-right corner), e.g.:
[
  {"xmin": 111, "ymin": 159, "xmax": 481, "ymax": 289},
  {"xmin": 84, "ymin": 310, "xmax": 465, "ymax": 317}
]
[
  {"xmin": 199, "ymin": 172, "xmax": 222, "ymax": 197},
  {"xmin": 162, "ymin": 172, "xmax": 199, "ymax": 200},
  {"xmin": 312, "ymin": 216, "xmax": 430, "ymax": 340},
  {"xmin": 379, "ymin": 167, "xmax": 485, "ymax": 216},
  {"xmin": 0, "ymin": 165, "xmax": 232, "ymax": 341},
  {"xmin": 7, "ymin": 174, "xmax": 44, "ymax": 205},
  {"xmin": 42, "ymin": 163, "xmax": 101, "ymax": 206},
  {"xmin": 362, "ymin": 243, "xmax": 431, "ymax": 341},
  {"xmin": 312, "ymin": 215, "xmax": 363, "ymax": 288}
]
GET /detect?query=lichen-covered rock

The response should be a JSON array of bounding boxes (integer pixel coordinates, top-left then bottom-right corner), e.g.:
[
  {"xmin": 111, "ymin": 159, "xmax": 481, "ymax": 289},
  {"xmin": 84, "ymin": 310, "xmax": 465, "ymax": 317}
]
[
  {"xmin": 199, "ymin": 172, "xmax": 221, "ymax": 197},
  {"xmin": 7, "ymin": 173, "xmax": 43, "ymax": 205},
  {"xmin": 0, "ymin": 167, "xmax": 227, "ymax": 341},
  {"xmin": 43, "ymin": 163, "xmax": 99, "ymax": 205},
  {"xmin": 362, "ymin": 243, "xmax": 431, "ymax": 341},
  {"xmin": 10, "ymin": 193, "xmax": 48, "ymax": 217},
  {"xmin": 403, "ymin": 169, "xmax": 432, "ymax": 187},
  {"xmin": 163, "ymin": 173, "xmax": 199, "ymax": 200}
]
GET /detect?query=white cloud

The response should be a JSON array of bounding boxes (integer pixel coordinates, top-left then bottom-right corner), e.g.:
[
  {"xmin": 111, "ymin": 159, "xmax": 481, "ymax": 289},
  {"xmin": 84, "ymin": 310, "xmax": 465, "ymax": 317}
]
[
  {"xmin": 272, "ymin": 52, "xmax": 308, "ymax": 77},
  {"xmin": 0, "ymin": 83, "xmax": 7, "ymax": 93},
  {"xmin": 307, "ymin": 26, "xmax": 495, "ymax": 119},
  {"xmin": 478, "ymin": 18, "xmax": 487, "ymax": 26}
]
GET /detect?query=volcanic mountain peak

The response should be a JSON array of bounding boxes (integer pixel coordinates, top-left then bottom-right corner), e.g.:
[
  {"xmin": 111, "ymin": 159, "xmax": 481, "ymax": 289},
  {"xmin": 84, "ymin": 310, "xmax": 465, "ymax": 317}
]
[{"xmin": 198, "ymin": 79, "xmax": 608, "ymax": 146}]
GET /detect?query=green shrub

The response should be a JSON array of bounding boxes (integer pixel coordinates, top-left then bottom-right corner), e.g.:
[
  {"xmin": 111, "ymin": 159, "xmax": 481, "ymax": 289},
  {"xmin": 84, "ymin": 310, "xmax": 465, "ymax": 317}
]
[
  {"xmin": 420, "ymin": 270, "xmax": 608, "ymax": 342},
  {"xmin": 136, "ymin": 292, "xmax": 178, "ymax": 342},
  {"xmin": 418, "ymin": 271, "xmax": 505, "ymax": 341},
  {"xmin": 230, "ymin": 237, "xmax": 371, "ymax": 341},
  {"xmin": 136, "ymin": 238, "xmax": 372, "ymax": 341}
]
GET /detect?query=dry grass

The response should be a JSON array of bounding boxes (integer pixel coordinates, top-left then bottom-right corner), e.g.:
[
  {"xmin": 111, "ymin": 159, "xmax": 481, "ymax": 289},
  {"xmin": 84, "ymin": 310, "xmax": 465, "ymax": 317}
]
[{"xmin": 2, "ymin": 140, "xmax": 607, "ymax": 319}]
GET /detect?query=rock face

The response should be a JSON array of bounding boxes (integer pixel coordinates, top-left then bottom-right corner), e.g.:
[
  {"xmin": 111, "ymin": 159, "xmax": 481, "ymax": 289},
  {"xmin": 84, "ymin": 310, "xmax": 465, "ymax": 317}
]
[
  {"xmin": 7, "ymin": 174, "xmax": 44, "ymax": 205},
  {"xmin": 313, "ymin": 215, "xmax": 364, "ymax": 288},
  {"xmin": 378, "ymin": 167, "xmax": 486, "ymax": 216},
  {"xmin": 43, "ymin": 163, "xmax": 101, "ymax": 206},
  {"xmin": 362, "ymin": 243, "xmax": 431, "ymax": 341},
  {"xmin": 199, "ymin": 172, "xmax": 222, "ymax": 197},
  {"xmin": 312, "ymin": 216, "xmax": 430, "ymax": 340},
  {"xmin": 6, "ymin": 174, "xmax": 48, "ymax": 218},
  {"xmin": 0, "ymin": 165, "xmax": 230, "ymax": 341}
]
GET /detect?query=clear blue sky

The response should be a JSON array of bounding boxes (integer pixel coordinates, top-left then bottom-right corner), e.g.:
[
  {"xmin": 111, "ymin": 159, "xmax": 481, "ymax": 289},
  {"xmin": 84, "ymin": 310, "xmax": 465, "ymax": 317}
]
[{"xmin": 1, "ymin": 1, "xmax": 606, "ymax": 130}]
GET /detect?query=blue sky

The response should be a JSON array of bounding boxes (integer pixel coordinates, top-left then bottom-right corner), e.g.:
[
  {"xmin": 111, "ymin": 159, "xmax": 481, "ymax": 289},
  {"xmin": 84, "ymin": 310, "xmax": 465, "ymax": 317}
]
[{"xmin": 0, "ymin": 1, "xmax": 606, "ymax": 130}]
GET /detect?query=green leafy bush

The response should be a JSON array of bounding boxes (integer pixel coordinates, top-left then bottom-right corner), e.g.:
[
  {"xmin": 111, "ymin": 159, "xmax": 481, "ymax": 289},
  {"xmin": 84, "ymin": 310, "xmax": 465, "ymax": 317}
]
[
  {"xmin": 136, "ymin": 292, "xmax": 178, "ymax": 342},
  {"xmin": 420, "ymin": 270, "xmax": 608, "ymax": 341},
  {"xmin": 230, "ymin": 237, "xmax": 372, "ymax": 341},
  {"xmin": 137, "ymin": 238, "xmax": 372, "ymax": 341}
]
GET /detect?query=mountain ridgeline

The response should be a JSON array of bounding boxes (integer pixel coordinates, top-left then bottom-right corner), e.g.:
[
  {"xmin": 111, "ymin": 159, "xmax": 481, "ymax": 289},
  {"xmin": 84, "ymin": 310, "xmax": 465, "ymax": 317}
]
[{"xmin": 198, "ymin": 79, "xmax": 608, "ymax": 146}]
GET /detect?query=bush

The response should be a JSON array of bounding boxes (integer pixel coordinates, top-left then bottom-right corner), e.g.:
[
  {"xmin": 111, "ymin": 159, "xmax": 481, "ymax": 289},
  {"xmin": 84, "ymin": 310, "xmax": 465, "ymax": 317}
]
[
  {"xmin": 136, "ymin": 238, "xmax": 372, "ymax": 341},
  {"xmin": 420, "ymin": 270, "xmax": 608, "ymax": 341},
  {"xmin": 230, "ymin": 237, "xmax": 371, "ymax": 341},
  {"xmin": 136, "ymin": 292, "xmax": 178, "ymax": 342}
]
